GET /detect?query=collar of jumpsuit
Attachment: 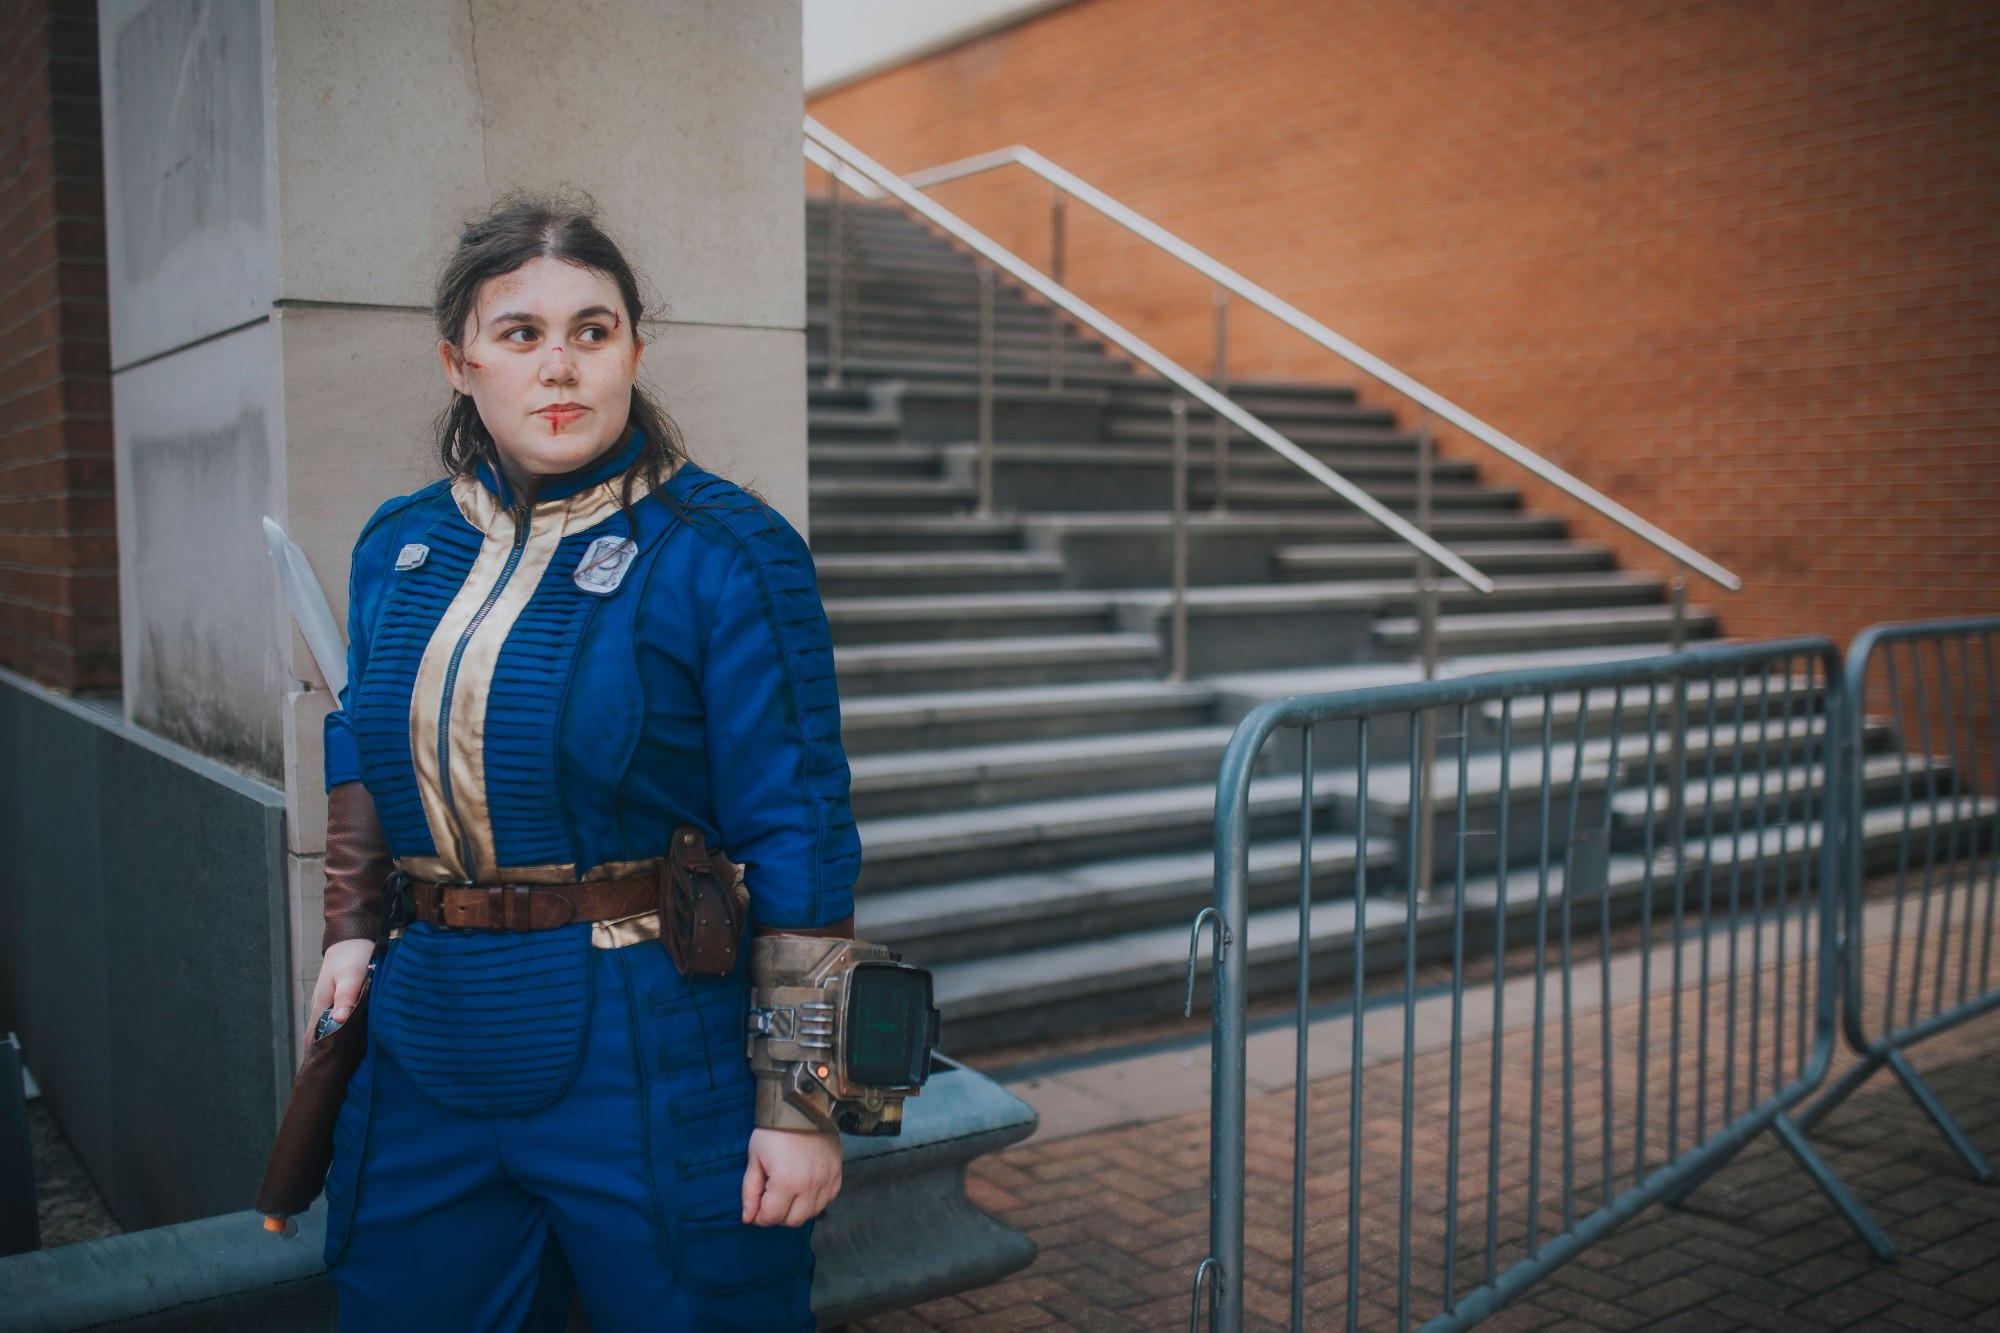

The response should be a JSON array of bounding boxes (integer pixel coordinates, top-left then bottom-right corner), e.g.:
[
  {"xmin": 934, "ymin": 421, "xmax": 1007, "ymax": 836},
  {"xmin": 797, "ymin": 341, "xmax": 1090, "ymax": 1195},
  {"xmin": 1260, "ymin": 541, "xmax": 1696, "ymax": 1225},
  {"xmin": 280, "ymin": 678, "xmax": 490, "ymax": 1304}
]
[{"xmin": 474, "ymin": 424, "xmax": 648, "ymax": 511}]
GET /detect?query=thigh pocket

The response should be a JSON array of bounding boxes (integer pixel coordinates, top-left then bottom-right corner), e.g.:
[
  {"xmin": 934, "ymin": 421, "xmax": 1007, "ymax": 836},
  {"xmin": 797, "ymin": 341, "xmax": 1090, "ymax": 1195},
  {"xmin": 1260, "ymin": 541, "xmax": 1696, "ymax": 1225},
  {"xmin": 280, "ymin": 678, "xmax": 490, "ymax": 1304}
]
[
  {"xmin": 662, "ymin": 1188, "xmax": 814, "ymax": 1297},
  {"xmin": 648, "ymin": 1073, "xmax": 807, "ymax": 1295}
]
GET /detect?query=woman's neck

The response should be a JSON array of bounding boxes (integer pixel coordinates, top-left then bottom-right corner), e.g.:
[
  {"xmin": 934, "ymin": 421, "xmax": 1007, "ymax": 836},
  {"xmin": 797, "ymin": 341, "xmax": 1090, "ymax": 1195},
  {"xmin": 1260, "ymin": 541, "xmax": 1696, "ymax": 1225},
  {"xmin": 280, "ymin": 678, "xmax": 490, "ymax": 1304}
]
[{"xmin": 492, "ymin": 424, "xmax": 634, "ymax": 509}]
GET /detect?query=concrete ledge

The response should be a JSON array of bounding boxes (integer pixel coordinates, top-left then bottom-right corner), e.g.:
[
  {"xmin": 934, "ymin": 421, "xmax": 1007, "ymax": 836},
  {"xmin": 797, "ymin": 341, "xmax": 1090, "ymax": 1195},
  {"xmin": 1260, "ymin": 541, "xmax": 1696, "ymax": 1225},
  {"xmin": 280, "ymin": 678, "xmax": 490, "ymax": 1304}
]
[{"xmin": 0, "ymin": 1063, "xmax": 1036, "ymax": 1332}]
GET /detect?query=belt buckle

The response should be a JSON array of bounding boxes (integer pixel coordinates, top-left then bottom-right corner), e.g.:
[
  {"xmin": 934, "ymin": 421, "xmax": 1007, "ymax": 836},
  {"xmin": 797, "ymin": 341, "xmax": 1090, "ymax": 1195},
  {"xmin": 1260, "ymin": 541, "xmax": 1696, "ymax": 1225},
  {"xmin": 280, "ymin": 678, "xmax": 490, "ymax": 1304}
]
[{"xmin": 488, "ymin": 883, "xmax": 537, "ymax": 931}]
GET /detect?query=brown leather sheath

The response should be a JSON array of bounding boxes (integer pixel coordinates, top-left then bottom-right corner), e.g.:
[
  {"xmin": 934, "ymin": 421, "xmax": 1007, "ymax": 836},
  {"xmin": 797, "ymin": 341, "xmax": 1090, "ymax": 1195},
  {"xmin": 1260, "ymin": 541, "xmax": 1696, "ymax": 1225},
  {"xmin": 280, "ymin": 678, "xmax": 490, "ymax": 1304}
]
[
  {"xmin": 259, "ymin": 783, "xmax": 391, "ymax": 1219},
  {"xmin": 256, "ymin": 967, "xmax": 372, "ymax": 1219},
  {"xmin": 664, "ymin": 825, "xmax": 751, "ymax": 976}
]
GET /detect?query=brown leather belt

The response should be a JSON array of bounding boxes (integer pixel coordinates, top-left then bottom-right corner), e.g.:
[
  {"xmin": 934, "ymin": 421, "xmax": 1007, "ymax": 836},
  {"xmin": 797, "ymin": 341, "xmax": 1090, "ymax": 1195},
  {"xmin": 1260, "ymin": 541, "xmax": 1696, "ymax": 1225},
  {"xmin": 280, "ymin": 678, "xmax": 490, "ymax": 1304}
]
[{"xmin": 404, "ymin": 872, "xmax": 659, "ymax": 932}]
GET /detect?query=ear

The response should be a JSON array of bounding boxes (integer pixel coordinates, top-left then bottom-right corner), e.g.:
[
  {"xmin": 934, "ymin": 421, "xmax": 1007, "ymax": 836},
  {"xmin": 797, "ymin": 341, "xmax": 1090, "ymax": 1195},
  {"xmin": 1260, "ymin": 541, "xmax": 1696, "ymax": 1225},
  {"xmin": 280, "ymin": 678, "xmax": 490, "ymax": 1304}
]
[{"xmin": 438, "ymin": 339, "xmax": 469, "ymax": 396}]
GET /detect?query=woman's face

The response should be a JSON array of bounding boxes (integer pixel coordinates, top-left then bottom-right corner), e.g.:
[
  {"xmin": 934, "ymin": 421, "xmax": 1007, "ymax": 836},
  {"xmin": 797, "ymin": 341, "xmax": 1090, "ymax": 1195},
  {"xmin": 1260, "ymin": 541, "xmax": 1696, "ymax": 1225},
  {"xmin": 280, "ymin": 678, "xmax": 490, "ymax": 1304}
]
[{"xmin": 439, "ymin": 255, "xmax": 644, "ymax": 498}]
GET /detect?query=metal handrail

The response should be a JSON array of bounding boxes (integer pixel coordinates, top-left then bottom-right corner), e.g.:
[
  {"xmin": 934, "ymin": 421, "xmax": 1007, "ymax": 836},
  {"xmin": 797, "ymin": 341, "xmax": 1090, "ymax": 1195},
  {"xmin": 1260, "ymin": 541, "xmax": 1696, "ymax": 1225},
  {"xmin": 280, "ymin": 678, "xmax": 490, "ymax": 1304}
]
[
  {"xmin": 804, "ymin": 117, "xmax": 1496, "ymax": 597},
  {"xmin": 902, "ymin": 143, "xmax": 1743, "ymax": 595}
]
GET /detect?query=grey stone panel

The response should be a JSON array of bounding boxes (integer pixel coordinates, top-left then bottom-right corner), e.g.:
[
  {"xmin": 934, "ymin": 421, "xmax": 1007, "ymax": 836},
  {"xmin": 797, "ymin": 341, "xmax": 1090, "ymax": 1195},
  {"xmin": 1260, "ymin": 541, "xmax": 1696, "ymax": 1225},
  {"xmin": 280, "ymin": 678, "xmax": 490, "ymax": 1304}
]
[
  {"xmin": 0, "ymin": 670, "xmax": 289, "ymax": 1232},
  {"xmin": 115, "ymin": 322, "xmax": 286, "ymax": 782},
  {"xmin": 99, "ymin": 0, "xmax": 276, "ymax": 369}
]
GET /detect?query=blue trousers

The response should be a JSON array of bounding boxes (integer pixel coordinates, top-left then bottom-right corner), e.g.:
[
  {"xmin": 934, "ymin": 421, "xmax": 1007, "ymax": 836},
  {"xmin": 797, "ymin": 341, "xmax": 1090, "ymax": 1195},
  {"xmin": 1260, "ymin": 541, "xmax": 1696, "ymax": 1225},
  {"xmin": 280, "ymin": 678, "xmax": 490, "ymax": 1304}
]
[{"xmin": 323, "ymin": 924, "xmax": 815, "ymax": 1332}]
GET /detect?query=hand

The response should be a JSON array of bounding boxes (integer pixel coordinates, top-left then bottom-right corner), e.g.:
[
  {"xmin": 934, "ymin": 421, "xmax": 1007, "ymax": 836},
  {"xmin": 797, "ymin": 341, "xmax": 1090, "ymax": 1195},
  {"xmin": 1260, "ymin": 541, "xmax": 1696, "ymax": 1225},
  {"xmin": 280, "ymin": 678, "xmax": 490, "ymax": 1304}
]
[
  {"xmin": 305, "ymin": 938, "xmax": 376, "ymax": 1045},
  {"xmin": 741, "ymin": 1126, "xmax": 842, "ymax": 1227}
]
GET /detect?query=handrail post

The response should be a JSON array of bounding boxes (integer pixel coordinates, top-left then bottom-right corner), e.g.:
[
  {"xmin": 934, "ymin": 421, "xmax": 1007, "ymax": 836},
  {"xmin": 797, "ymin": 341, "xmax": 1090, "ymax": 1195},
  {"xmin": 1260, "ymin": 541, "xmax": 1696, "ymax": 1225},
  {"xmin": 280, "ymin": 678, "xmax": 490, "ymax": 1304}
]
[
  {"xmin": 1415, "ymin": 410, "xmax": 1440, "ymax": 896},
  {"xmin": 1049, "ymin": 188, "xmax": 1067, "ymax": 391},
  {"xmin": 977, "ymin": 262, "xmax": 997, "ymax": 517},
  {"xmin": 1663, "ymin": 559, "xmax": 1690, "ymax": 864},
  {"xmin": 822, "ymin": 168, "xmax": 845, "ymax": 387},
  {"xmin": 1211, "ymin": 289, "xmax": 1230, "ymax": 512},
  {"xmin": 1170, "ymin": 395, "xmax": 1191, "ymax": 683},
  {"xmin": 1670, "ymin": 562, "xmax": 1689, "ymax": 654}
]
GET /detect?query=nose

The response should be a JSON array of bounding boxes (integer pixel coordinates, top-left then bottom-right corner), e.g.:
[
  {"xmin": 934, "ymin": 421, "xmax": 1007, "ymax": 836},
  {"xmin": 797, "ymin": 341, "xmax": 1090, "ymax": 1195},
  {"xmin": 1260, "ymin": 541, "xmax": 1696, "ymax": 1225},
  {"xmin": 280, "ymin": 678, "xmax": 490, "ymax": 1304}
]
[{"xmin": 539, "ymin": 343, "xmax": 578, "ymax": 385}]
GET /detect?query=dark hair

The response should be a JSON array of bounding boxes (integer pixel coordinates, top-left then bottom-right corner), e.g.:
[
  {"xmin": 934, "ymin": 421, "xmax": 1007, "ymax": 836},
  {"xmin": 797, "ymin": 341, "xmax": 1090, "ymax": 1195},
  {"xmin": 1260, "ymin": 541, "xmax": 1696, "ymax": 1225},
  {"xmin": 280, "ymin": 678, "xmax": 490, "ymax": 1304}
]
[{"xmin": 432, "ymin": 189, "xmax": 690, "ymax": 513}]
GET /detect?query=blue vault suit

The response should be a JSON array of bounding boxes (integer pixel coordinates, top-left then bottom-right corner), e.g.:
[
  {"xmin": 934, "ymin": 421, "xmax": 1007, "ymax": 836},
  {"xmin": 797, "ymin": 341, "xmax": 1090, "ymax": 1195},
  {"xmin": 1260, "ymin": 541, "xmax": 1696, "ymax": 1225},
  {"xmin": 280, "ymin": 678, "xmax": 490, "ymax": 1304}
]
[{"xmin": 320, "ymin": 430, "xmax": 861, "ymax": 1332}]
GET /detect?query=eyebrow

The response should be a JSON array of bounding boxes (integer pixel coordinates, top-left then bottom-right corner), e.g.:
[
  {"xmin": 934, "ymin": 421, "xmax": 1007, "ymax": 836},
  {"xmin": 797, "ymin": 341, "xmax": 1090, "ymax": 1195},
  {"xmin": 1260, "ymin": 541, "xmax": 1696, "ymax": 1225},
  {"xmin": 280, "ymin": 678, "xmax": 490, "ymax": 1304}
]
[{"xmin": 490, "ymin": 305, "xmax": 619, "ymax": 326}]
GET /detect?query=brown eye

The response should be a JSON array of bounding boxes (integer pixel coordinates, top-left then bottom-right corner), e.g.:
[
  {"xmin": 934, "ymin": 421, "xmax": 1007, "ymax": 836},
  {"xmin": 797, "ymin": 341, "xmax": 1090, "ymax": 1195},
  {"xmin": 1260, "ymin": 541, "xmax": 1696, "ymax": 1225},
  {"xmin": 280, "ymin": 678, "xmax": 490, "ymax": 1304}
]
[
  {"xmin": 578, "ymin": 325, "xmax": 609, "ymax": 344},
  {"xmin": 503, "ymin": 327, "xmax": 536, "ymax": 344}
]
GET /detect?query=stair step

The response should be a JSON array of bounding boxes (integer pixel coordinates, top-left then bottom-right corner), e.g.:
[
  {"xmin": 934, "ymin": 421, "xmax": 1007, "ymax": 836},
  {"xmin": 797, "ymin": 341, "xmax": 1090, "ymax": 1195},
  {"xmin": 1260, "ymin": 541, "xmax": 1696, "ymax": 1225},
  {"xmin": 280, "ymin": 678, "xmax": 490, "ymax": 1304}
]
[
  {"xmin": 825, "ymin": 588, "xmax": 1114, "ymax": 645},
  {"xmin": 1108, "ymin": 411, "xmax": 1399, "ymax": 440},
  {"xmin": 1610, "ymin": 751, "xmax": 1958, "ymax": 837},
  {"xmin": 1108, "ymin": 377, "xmax": 1363, "ymax": 408},
  {"xmin": 840, "ymin": 678, "xmax": 1219, "ymax": 755},
  {"xmin": 810, "ymin": 443, "xmax": 949, "ymax": 479},
  {"xmin": 809, "ymin": 515, "xmax": 1026, "ymax": 554},
  {"xmin": 807, "ymin": 354, "xmax": 1140, "ymax": 387},
  {"xmin": 1375, "ymin": 605, "xmax": 1721, "ymax": 652},
  {"xmin": 863, "ymin": 834, "xmax": 1395, "ymax": 963},
  {"xmin": 810, "ymin": 477, "xmax": 978, "ymax": 514},
  {"xmin": 835, "ymin": 632, "xmax": 1160, "ymax": 697},
  {"xmin": 814, "ymin": 551, "xmax": 1063, "ymax": 596},
  {"xmin": 1189, "ymin": 479, "xmax": 1521, "ymax": 511},
  {"xmin": 1277, "ymin": 541, "xmax": 1617, "ymax": 579},
  {"xmin": 856, "ymin": 770, "xmax": 1346, "ymax": 892},
  {"xmin": 848, "ymin": 725, "xmax": 1237, "ymax": 817},
  {"xmin": 1323, "ymin": 572, "xmax": 1663, "ymax": 615},
  {"xmin": 930, "ymin": 849, "xmax": 1660, "ymax": 1049},
  {"xmin": 1483, "ymin": 670, "xmax": 1830, "ymax": 738}
]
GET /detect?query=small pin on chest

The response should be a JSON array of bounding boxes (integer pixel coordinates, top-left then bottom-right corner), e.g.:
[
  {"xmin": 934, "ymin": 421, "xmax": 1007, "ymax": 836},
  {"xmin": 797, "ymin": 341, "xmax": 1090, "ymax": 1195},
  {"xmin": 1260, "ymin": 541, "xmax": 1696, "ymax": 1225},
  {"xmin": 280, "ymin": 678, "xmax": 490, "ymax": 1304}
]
[
  {"xmin": 573, "ymin": 536, "xmax": 638, "ymax": 595},
  {"xmin": 395, "ymin": 543, "xmax": 430, "ymax": 571}
]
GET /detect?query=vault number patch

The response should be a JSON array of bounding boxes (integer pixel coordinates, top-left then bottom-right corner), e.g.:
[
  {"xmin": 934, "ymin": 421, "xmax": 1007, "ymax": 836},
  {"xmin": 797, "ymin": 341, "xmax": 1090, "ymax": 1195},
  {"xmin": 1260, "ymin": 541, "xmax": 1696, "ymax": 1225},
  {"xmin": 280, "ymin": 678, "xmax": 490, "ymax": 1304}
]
[{"xmin": 573, "ymin": 537, "xmax": 639, "ymax": 596}]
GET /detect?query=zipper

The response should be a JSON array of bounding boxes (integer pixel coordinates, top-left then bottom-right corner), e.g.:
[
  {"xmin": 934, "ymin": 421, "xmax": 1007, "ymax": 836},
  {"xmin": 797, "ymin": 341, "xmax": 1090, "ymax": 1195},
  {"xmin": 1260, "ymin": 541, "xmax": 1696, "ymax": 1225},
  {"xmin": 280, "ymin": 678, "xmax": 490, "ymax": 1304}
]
[{"xmin": 436, "ymin": 500, "xmax": 532, "ymax": 880}]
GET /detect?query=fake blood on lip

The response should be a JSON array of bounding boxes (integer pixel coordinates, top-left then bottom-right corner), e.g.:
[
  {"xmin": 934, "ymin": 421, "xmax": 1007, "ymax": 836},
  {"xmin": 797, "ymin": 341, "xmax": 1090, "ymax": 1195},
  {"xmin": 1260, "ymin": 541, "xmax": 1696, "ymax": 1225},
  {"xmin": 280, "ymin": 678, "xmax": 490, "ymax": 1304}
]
[{"xmin": 538, "ymin": 406, "xmax": 586, "ymax": 433}]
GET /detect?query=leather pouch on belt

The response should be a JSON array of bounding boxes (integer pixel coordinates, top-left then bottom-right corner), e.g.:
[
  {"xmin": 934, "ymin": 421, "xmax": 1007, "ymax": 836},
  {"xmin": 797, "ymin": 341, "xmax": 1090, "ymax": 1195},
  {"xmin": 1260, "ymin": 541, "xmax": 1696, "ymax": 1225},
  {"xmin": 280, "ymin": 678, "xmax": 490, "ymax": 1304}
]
[{"xmin": 663, "ymin": 825, "xmax": 751, "ymax": 976}]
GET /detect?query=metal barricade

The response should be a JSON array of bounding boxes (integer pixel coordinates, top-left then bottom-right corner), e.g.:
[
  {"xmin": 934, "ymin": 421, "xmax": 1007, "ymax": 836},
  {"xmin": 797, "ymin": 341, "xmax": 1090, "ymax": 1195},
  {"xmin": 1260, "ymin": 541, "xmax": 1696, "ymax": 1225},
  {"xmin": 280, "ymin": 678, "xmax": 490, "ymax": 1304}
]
[
  {"xmin": 1187, "ymin": 639, "xmax": 1892, "ymax": 1333},
  {"xmin": 1798, "ymin": 616, "xmax": 2000, "ymax": 1190}
]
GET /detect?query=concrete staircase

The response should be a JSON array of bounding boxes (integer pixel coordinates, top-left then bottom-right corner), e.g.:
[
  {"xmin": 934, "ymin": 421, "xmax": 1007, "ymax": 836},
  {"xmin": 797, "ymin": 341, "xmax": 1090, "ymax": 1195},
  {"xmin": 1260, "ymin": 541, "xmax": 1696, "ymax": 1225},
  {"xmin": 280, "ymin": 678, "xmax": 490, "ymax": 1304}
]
[{"xmin": 803, "ymin": 199, "xmax": 1990, "ymax": 1053}]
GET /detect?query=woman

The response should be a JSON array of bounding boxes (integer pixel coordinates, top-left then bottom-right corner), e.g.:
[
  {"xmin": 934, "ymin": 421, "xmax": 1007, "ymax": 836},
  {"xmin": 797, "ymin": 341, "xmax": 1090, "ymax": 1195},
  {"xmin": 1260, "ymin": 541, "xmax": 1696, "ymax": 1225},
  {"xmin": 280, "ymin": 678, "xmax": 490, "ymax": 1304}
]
[{"xmin": 307, "ymin": 193, "xmax": 859, "ymax": 1332}]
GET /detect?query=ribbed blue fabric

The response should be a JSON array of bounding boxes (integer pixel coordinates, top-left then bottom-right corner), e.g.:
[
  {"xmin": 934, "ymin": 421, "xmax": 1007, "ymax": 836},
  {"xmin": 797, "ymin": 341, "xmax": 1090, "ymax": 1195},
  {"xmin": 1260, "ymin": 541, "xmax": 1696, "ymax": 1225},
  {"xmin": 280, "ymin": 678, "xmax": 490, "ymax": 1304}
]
[
  {"xmin": 369, "ymin": 923, "xmax": 595, "ymax": 1117},
  {"xmin": 351, "ymin": 501, "xmax": 482, "ymax": 858},
  {"xmin": 671, "ymin": 468, "xmax": 862, "ymax": 925},
  {"xmin": 485, "ymin": 518, "xmax": 625, "ymax": 870}
]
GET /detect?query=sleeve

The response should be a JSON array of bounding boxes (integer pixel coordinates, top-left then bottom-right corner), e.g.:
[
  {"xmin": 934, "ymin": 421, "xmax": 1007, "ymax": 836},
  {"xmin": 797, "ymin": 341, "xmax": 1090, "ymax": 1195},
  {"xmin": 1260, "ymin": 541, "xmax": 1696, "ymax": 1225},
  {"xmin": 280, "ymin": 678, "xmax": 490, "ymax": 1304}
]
[
  {"xmin": 322, "ymin": 500, "xmax": 403, "ymax": 792},
  {"xmin": 698, "ymin": 515, "xmax": 861, "ymax": 931}
]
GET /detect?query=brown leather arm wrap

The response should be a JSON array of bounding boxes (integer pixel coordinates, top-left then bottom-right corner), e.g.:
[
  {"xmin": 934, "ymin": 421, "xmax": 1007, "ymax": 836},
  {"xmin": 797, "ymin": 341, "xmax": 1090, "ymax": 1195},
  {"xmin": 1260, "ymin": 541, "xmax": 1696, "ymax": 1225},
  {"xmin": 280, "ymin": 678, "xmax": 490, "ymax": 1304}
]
[
  {"xmin": 322, "ymin": 781, "xmax": 392, "ymax": 953},
  {"xmin": 754, "ymin": 914, "xmax": 855, "ymax": 941}
]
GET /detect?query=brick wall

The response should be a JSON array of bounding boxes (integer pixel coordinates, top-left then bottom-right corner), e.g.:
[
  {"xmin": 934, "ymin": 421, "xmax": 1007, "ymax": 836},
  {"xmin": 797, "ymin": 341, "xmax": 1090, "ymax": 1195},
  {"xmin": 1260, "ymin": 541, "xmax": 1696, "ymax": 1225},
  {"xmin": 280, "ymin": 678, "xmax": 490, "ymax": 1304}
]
[
  {"xmin": 809, "ymin": 0, "xmax": 2000, "ymax": 645},
  {"xmin": 0, "ymin": 0, "xmax": 114, "ymax": 692}
]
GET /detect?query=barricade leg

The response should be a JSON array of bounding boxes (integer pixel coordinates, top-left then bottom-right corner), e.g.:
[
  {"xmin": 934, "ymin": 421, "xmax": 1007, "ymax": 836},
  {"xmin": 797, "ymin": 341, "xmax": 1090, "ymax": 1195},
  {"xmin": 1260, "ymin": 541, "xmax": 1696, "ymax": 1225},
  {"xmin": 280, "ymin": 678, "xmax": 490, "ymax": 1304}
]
[
  {"xmin": 1885, "ymin": 1048, "xmax": 1997, "ymax": 1183},
  {"xmin": 1768, "ymin": 1115, "xmax": 1897, "ymax": 1262}
]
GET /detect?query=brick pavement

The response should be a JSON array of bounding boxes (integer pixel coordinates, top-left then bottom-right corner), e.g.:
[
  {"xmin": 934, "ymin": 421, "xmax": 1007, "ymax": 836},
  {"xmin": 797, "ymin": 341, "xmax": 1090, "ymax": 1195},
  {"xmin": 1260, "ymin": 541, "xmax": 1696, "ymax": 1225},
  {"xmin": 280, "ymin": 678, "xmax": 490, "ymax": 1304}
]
[{"xmin": 864, "ymin": 875, "xmax": 2000, "ymax": 1332}]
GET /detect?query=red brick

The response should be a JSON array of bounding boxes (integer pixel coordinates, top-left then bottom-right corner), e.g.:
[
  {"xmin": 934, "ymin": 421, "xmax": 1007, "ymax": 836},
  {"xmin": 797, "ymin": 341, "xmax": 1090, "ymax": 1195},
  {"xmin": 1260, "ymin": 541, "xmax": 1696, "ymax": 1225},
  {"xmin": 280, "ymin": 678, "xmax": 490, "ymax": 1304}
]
[{"xmin": 811, "ymin": 0, "xmax": 2000, "ymax": 647}]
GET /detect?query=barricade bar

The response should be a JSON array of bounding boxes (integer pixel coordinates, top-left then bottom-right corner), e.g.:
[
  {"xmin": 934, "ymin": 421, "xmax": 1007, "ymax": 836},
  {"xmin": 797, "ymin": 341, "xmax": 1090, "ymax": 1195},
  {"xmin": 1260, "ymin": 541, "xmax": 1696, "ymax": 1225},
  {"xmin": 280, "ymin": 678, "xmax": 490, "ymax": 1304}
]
[
  {"xmin": 1192, "ymin": 637, "xmax": 1901, "ymax": 1333},
  {"xmin": 1807, "ymin": 616, "xmax": 2000, "ymax": 1184}
]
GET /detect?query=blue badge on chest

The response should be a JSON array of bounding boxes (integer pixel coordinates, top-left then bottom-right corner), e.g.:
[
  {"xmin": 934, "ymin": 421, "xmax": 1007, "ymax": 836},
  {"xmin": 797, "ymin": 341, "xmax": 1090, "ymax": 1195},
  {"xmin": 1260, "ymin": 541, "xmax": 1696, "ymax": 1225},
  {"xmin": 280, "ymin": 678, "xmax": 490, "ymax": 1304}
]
[
  {"xmin": 574, "ymin": 536, "xmax": 638, "ymax": 595},
  {"xmin": 394, "ymin": 542, "xmax": 430, "ymax": 571}
]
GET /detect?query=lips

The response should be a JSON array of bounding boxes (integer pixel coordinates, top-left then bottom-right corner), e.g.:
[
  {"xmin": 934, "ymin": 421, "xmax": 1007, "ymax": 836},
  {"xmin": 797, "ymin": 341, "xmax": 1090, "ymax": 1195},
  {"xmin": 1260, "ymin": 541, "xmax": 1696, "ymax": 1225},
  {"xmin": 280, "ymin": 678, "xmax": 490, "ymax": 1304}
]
[{"xmin": 535, "ymin": 404, "xmax": 588, "ymax": 430}]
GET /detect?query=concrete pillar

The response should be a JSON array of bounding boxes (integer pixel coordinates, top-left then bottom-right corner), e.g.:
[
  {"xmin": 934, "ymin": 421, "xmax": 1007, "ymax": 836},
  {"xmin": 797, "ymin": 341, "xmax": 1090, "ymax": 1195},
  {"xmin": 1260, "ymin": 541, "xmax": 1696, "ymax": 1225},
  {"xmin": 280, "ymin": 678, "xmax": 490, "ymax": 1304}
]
[{"xmin": 98, "ymin": 0, "xmax": 808, "ymax": 1034}]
